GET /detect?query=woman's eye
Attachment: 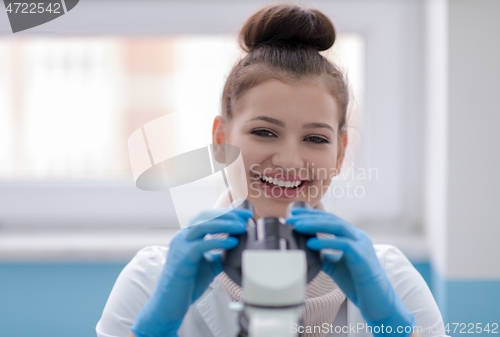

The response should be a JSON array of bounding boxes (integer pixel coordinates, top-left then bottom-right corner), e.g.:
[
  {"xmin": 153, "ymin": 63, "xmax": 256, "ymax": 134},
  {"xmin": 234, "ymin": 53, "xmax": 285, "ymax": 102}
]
[
  {"xmin": 305, "ymin": 136, "xmax": 330, "ymax": 144},
  {"xmin": 251, "ymin": 130, "xmax": 329, "ymax": 144},
  {"xmin": 251, "ymin": 129, "xmax": 277, "ymax": 138}
]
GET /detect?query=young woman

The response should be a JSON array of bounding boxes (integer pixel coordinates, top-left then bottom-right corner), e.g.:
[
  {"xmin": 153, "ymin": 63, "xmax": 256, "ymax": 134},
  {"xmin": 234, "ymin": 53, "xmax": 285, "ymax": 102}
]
[{"xmin": 96, "ymin": 4, "xmax": 447, "ymax": 337}]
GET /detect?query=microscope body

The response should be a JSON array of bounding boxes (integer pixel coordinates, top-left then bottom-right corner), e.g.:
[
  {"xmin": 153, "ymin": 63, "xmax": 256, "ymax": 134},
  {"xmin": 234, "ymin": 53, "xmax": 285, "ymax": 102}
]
[
  {"xmin": 221, "ymin": 200, "xmax": 323, "ymax": 337},
  {"xmin": 237, "ymin": 250, "xmax": 306, "ymax": 337}
]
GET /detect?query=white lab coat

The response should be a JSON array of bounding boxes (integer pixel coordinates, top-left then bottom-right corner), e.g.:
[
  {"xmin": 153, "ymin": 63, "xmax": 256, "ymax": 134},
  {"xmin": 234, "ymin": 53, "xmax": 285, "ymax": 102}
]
[{"xmin": 96, "ymin": 244, "xmax": 449, "ymax": 337}]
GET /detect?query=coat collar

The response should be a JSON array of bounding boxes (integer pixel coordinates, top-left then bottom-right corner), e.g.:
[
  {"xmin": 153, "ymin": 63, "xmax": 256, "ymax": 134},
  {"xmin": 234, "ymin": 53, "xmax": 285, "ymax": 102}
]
[
  {"xmin": 195, "ymin": 278, "xmax": 362, "ymax": 337},
  {"xmin": 196, "ymin": 277, "xmax": 239, "ymax": 337}
]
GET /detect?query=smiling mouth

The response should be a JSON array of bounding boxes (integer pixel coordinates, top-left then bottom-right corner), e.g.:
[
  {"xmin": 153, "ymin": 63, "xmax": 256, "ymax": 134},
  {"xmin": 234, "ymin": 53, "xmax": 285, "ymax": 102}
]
[{"xmin": 256, "ymin": 174, "xmax": 308, "ymax": 189}]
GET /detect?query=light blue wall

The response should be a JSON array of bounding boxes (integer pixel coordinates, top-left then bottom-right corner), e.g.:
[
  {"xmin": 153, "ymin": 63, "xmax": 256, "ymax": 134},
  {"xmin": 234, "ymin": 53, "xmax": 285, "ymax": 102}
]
[
  {"xmin": 0, "ymin": 260, "xmax": 435, "ymax": 337},
  {"xmin": 431, "ymin": 269, "xmax": 500, "ymax": 334},
  {"xmin": 7, "ymin": 261, "xmax": 498, "ymax": 337},
  {"xmin": 0, "ymin": 262, "xmax": 127, "ymax": 337}
]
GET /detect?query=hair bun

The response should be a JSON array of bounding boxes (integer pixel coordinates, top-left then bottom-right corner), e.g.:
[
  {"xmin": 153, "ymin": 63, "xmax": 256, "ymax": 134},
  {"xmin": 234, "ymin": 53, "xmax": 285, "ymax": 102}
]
[{"xmin": 240, "ymin": 4, "xmax": 336, "ymax": 52}]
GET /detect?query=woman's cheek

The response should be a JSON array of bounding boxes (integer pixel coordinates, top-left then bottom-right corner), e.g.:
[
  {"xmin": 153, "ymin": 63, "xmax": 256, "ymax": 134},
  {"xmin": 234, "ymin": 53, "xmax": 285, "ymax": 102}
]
[{"xmin": 314, "ymin": 165, "xmax": 332, "ymax": 181}]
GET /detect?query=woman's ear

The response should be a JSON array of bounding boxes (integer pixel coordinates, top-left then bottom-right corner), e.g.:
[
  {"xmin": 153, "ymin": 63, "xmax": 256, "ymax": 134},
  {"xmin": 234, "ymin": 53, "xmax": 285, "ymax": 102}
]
[
  {"xmin": 334, "ymin": 130, "xmax": 348, "ymax": 174},
  {"xmin": 212, "ymin": 115, "xmax": 227, "ymax": 163}
]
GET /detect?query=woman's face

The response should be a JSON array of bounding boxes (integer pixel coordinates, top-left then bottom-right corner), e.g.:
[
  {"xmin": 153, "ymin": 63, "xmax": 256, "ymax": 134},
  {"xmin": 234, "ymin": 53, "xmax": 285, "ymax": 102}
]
[{"xmin": 214, "ymin": 78, "xmax": 347, "ymax": 219}]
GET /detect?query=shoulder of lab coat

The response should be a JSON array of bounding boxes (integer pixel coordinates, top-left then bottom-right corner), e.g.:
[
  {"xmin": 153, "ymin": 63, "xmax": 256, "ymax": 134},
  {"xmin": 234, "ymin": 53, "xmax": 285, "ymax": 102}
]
[
  {"xmin": 344, "ymin": 244, "xmax": 448, "ymax": 337},
  {"xmin": 96, "ymin": 246, "xmax": 168, "ymax": 337},
  {"xmin": 96, "ymin": 244, "xmax": 449, "ymax": 337}
]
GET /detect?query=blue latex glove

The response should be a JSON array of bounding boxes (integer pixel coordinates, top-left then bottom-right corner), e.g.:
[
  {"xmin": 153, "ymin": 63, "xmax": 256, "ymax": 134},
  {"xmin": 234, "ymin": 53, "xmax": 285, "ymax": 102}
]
[
  {"xmin": 131, "ymin": 207, "xmax": 253, "ymax": 337},
  {"xmin": 286, "ymin": 207, "xmax": 417, "ymax": 336}
]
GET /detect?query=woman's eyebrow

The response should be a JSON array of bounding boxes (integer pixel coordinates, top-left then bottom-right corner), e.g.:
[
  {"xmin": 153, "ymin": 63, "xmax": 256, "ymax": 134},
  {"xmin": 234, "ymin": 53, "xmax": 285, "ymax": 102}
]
[
  {"xmin": 247, "ymin": 116, "xmax": 334, "ymax": 133},
  {"xmin": 247, "ymin": 116, "xmax": 285, "ymax": 127},
  {"xmin": 302, "ymin": 122, "xmax": 335, "ymax": 133}
]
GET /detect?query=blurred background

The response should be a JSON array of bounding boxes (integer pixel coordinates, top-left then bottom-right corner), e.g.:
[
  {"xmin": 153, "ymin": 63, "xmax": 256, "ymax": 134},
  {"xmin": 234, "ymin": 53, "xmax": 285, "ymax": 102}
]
[{"xmin": 0, "ymin": 0, "xmax": 498, "ymax": 336}]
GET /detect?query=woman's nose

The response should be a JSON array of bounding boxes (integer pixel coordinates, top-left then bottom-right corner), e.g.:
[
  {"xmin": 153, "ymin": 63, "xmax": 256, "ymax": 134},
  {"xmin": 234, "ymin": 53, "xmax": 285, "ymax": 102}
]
[{"xmin": 270, "ymin": 139, "xmax": 305, "ymax": 172}]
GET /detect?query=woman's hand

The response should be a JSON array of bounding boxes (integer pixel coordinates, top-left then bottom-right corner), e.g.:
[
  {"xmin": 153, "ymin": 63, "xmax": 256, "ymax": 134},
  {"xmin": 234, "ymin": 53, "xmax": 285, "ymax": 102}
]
[
  {"xmin": 131, "ymin": 207, "xmax": 253, "ymax": 337},
  {"xmin": 286, "ymin": 207, "xmax": 417, "ymax": 336}
]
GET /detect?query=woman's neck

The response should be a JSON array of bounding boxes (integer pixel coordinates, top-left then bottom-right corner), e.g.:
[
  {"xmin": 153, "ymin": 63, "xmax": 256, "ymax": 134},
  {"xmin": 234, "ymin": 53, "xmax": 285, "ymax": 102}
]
[{"xmin": 213, "ymin": 188, "xmax": 327, "ymax": 214}]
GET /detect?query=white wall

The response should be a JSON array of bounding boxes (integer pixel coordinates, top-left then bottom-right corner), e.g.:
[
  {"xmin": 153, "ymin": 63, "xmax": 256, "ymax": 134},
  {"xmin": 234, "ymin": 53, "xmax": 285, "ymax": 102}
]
[
  {"xmin": 447, "ymin": 0, "xmax": 500, "ymax": 279},
  {"xmin": 424, "ymin": 0, "xmax": 500, "ymax": 279}
]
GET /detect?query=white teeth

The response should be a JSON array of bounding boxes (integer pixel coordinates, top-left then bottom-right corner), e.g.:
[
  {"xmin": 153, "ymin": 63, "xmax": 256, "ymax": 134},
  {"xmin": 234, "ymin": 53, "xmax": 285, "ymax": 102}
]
[{"xmin": 260, "ymin": 175, "xmax": 304, "ymax": 188}]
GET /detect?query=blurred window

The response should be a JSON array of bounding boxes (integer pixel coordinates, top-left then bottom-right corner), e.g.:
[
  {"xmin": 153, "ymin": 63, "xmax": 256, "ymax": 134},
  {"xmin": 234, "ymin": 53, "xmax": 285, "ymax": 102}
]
[{"xmin": 0, "ymin": 34, "xmax": 364, "ymax": 181}]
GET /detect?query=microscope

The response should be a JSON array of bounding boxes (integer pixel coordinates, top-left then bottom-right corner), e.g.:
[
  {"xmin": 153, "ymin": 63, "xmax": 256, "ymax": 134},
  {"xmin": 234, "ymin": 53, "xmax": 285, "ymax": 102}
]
[{"xmin": 221, "ymin": 200, "xmax": 323, "ymax": 337}]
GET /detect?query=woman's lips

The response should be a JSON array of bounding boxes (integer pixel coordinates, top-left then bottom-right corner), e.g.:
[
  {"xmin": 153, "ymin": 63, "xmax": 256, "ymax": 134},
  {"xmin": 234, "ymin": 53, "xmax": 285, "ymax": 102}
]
[{"xmin": 255, "ymin": 175, "xmax": 309, "ymax": 199}]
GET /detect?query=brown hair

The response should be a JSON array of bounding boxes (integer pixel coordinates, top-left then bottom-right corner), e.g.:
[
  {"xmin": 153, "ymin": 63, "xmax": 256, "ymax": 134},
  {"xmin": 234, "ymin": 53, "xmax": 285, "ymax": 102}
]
[{"xmin": 222, "ymin": 3, "xmax": 350, "ymax": 133}]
